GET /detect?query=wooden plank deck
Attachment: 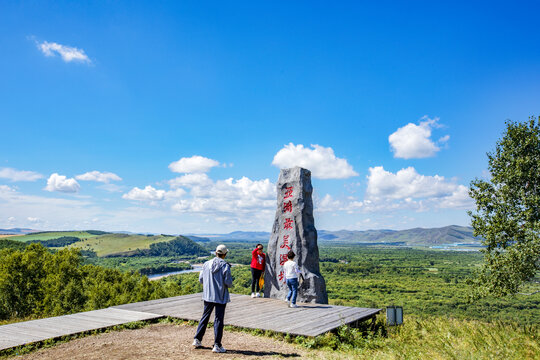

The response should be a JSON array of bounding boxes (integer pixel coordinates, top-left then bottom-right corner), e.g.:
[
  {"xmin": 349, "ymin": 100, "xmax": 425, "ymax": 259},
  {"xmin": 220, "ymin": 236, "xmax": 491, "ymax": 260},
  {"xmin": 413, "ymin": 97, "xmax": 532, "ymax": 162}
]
[
  {"xmin": 113, "ymin": 293, "xmax": 382, "ymax": 337},
  {"xmin": 0, "ymin": 293, "xmax": 381, "ymax": 351},
  {"xmin": 0, "ymin": 308, "xmax": 163, "ymax": 351}
]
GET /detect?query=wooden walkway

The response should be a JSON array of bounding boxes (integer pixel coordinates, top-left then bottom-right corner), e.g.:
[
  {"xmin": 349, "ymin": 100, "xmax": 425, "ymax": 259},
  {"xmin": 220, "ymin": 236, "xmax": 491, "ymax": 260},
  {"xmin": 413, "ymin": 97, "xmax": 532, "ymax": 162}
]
[
  {"xmin": 0, "ymin": 308, "xmax": 162, "ymax": 351},
  {"xmin": 0, "ymin": 293, "xmax": 381, "ymax": 351}
]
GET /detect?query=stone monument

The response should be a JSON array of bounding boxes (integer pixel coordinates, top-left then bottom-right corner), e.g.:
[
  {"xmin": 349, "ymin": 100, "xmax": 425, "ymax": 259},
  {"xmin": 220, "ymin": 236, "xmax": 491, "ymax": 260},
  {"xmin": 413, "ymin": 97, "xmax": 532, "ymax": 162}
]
[{"xmin": 264, "ymin": 167, "xmax": 328, "ymax": 304}]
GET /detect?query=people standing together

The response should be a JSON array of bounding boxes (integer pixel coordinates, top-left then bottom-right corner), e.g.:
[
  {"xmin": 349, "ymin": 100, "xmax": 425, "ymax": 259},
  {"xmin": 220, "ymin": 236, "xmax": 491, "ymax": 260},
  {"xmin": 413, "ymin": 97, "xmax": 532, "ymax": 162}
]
[{"xmin": 193, "ymin": 243, "xmax": 302, "ymax": 353}]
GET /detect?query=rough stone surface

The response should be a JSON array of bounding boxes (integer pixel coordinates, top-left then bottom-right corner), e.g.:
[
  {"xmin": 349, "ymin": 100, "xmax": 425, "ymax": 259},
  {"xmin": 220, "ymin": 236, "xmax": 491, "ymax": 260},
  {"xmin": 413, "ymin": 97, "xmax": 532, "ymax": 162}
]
[{"xmin": 264, "ymin": 167, "xmax": 328, "ymax": 304}]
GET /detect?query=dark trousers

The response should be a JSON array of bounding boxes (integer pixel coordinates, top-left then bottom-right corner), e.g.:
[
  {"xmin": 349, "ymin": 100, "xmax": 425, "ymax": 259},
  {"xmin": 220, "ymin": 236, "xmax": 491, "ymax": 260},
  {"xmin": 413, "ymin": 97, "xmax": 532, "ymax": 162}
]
[
  {"xmin": 194, "ymin": 301, "xmax": 226, "ymax": 347},
  {"xmin": 251, "ymin": 268, "xmax": 263, "ymax": 292}
]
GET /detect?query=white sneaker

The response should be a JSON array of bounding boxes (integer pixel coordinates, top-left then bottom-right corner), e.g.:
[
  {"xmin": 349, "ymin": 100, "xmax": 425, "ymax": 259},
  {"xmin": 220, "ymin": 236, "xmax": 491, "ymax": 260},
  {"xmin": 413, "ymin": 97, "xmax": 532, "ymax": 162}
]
[
  {"xmin": 192, "ymin": 338, "xmax": 202, "ymax": 348},
  {"xmin": 212, "ymin": 344, "xmax": 226, "ymax": 353},
  {"xmin": 256, "ymin": 292, "xmax": 261, "ymax": 298},
  {"xmin": 251, "ymin": 292, "xmax": 256, "ymax": 298},
  {"xmin": 289, "ymin": 303, "xmax": 298, "ymax": 308}
]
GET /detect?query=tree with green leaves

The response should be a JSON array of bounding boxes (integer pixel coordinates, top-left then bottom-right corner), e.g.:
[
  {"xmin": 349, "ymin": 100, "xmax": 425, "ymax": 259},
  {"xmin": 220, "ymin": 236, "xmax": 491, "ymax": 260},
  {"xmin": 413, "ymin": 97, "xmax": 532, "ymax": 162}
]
[{"xmin": 468, "ymin": 116, "xmax": 540, "ymax": 296}]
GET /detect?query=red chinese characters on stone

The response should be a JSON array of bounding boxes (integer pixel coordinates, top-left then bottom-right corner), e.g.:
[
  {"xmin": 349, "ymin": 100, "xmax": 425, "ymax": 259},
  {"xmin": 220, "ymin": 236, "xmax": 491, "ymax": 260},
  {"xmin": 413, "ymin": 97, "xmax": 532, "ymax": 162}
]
[
  {"xmin": 284, "ymin": 186, "xmax": 293, "ymax": 199},
  {"xmin": 278, "ymin": 270, "xmax": 284, "ymax": 282},
  {"xmin": 283, "ymin": 218, "xmax": 293, "ymax": 230},
  {"xmin": 279, "ymin": 253, "xmax": 288, "ymax": 265},
  {"xmin": 282, "ymin": 200, "xmax": 292, "ymax": 213},
  {"xmin": 280, "ymin": 235, "xmax": 290, "ymax": 250}
]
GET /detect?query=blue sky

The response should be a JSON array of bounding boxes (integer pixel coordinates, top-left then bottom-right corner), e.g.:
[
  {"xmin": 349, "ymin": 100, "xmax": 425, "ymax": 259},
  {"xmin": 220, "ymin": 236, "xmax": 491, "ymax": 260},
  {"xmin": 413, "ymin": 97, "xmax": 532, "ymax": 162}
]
[{"xmin": 1, "ymin": 1, "xmax": 539, "ymax": 234}]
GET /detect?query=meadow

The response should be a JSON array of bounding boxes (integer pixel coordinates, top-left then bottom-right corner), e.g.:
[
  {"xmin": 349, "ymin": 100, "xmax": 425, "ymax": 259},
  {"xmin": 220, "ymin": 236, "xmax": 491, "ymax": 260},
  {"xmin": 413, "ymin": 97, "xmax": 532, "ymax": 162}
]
[
  {"xmin": 5, "ymin": 231, "xmax": 182, "ymax": 257},
  {"xmin": 67, "ymin": 233, "xmax": 177, "ymax": 257},
  {"xmin": 9, "ymin": 231, "xmax": 102, "ymax": 242}
]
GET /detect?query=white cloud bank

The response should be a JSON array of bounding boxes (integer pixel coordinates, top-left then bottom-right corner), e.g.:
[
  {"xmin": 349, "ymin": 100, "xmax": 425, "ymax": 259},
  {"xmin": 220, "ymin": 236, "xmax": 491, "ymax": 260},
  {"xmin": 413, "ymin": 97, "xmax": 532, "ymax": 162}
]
[
  {"xmin": 389, "ymin": 116, "xmax": 449, "ymax": 159},
  {"xmin": 272, "ymin": 143, "xmax": 358, "ymax": 179},
  {"xmin": 0, "ymin": 167, "xmax": 43, "ymax": 182},
  {"xmin": 76, "ymin": 171, "xmax": 122, "ymax": 183},
  {"xmin": 123, "ymin": 186, "xmax": 166, "ymax": 202},
  {"xmin": 316, "ymin": 166, "xmax": 472, "ymax": 214},
  {"xmin": 122, "ymin": 185, "xmax": 187, "ymax": 202},
  {"xmin": 168, "ymin": 173, "xmax": 212, "ymax": 188},
  {"xmin": 169, "ymin": 156, "xmax": 220, "ymax": 174},
  {"xmin": 37, "ymin": 41, "xmax": 91, "ymax": 63},
  {"xmin": 0, "ymin": 185, "xmax": 98, "ymax": 229},
  {"xmin": 123, "ymin": 171, "xmax": 276, "ymax": 228},
  {"xmin": 44, "ymin": 173, "xmax": 80, "ymax": 193},
  {"xmin": 365, "ymin": 166, "xmax": 472, "ymax": 210},
  {"xmin": 171, "ymin": 175, "xmax": 275, "ymax": 215}
]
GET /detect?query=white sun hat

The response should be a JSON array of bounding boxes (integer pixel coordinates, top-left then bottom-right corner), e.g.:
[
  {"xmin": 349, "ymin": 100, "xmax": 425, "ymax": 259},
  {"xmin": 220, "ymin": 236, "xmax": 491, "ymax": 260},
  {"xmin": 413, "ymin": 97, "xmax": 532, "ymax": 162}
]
[{"xmin": 215, "ymin": 244, "xmax": 229, "ymax": 255}]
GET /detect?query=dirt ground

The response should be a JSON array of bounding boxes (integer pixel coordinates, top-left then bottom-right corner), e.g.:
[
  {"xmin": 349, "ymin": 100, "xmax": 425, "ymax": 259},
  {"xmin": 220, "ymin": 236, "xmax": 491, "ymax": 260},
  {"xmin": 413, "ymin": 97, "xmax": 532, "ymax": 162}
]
[{"xmin": 15, "ymin": 323, "xmax": 331, "ymax": 360}]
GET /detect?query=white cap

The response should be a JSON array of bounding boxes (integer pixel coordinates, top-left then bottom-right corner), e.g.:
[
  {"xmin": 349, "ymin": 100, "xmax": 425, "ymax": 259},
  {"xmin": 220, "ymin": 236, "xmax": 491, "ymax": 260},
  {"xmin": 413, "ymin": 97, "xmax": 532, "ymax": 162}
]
[{"xmin": 216, "ymin": 244, "xmax": 228, "ymax": 255}]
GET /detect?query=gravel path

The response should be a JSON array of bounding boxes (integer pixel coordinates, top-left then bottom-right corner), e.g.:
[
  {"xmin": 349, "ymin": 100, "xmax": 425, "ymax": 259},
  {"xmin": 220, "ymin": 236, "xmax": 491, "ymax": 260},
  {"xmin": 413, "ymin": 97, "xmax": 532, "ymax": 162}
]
[{"xmin": 15, "ymin": 323, "xmax": 336, "ymax": 359}]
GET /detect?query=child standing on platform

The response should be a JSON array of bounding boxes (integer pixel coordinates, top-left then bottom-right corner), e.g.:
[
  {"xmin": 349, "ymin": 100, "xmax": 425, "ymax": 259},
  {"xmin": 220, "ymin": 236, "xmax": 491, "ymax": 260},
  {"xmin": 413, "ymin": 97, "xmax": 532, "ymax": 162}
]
[{"xmin": 283, "ymin": 250, "xmax": 302, "ymax": 308}]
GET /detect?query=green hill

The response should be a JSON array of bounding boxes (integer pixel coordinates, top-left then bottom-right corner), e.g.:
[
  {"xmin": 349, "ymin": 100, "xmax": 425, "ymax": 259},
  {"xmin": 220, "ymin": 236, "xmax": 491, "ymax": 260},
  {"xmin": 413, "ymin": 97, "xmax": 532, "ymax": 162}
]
[
  {"xmin": 70, "ymin": 233, "xmax": 176, "ymax": 256},
  {"xmin": 5, "ymin": 231, "xmax": 208, "ymax": 257},
  {"xmin": 318, "ymin": 225, "xmax": 481, "ymax": 245},
  {"xmin": 6, "ymin": 231, "xmax": 103, "ymax": 242}
]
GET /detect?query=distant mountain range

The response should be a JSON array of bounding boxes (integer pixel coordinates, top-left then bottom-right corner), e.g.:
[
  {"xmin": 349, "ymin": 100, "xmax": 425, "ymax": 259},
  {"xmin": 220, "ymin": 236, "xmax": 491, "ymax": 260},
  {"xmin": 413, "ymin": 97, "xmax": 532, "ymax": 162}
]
[
  {"xmin": 2, "ymin": 225, "xmax": 482, "ymax": 246},
  {"xmin": 190, "ymin": 225, "xmax": 482, "ymax": 246},
  {"xmin": 0, "ymin": 228, "xmax": 40, "ymax": 235}
]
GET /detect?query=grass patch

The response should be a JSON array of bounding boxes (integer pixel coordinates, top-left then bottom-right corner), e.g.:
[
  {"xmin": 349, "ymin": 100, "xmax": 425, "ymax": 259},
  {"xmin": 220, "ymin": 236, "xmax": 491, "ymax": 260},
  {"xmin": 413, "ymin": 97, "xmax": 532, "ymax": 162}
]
[
  {"xmin": 6, "ymin": 232, "xmax": 101, "ymax": 243},
  {"xmin": 68, "ymin": 234, "xmax": 174, "ymax": 257}
]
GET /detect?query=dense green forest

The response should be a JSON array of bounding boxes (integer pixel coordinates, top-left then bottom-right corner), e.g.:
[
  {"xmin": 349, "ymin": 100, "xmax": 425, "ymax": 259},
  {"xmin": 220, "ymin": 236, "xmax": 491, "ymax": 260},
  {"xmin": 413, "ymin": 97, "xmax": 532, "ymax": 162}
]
[
  {"xmin": 1, "ymin": 241, "xmax": 538, "ymax": 327},
  {"xmin": 1, "ymin": 240, "xmax": 538, "ymax": 359},
  {"xmin": 86, "ymin": 256, "xmax": 192, "ymax": 275},
  {"xmin": 0, "ymin": 244, "xmax": 182, "ymax": 321},
  {"xmin": 159, "ymin": 243, "xmax": 540, "ymax": 325}
]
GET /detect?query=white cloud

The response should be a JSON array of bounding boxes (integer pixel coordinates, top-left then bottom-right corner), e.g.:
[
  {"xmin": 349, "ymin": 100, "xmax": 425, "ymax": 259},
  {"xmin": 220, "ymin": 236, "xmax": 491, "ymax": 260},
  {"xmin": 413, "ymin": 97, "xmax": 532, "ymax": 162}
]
[
  {"xmin": 438, "ymin": 135, "xmax": 450, "ymax": 144},
  {"xmin": 121, "ymin": 174, "xmax": 276, "ymax": 229},
  {"xmin": 314, "ymin": 166, "xmax": 473, "ymax": 215},
  {"xmin": 122, "ymin": 185, "xmax": 187, "ymax": 202},
  {"xmin": 365, "ymin": 166, "xmax": 473, "ymax": 210},
  {"xmin": 171, "ymin": 176, "xmax": 276, "ymax": 215},
  {"xmin": 165, "ymin": 188, "xmax": 187, "ymax": 199},
  {"xmin": 169, "ymin": 173, "xmax": 212, "ymax": 188},
  {"xmin": 0, "ymin": 185, "xmax": 98, "ymax": 229},
  {"xmin": 388, "ymin": 116, "xmax": 449, "ymax": 159},
  {"xmin": 44, "ymin": 173, "xmax": 80, "ymax": 193},
  {"xmin": 272, "ymin": 143, "xmax": 358, "ymax": 179},
  {"xmin": 76, "ymin": 171, "xmax": 122, "ymax": 183},
  {"xmin": 37, "ymin": 41, "xmax": 91, "ymax": 63},
  {"xmin": 317, "ymin": 194, "xmax": 364, "ymax": 213},
  {"xmin": 0, "ymin": 167, "xmax": 43, "ymax": 182},
  {"xmin": 366, "ymin": 166, "xmax": 456, "ymax": 200},
  {"xmin": 168, "ymin": 156, "xmax": 220, "ymax": 174},
  {"xmin": 122, "ymin": 186, "xmax": 166, "ymax": 202},
  {"xmin": 0, "ymin": 185, "xmax": 16, "ymax": 195},
  {"xmin": 438, "ymin": 185, "xmax": 472, "ymax": 209}
]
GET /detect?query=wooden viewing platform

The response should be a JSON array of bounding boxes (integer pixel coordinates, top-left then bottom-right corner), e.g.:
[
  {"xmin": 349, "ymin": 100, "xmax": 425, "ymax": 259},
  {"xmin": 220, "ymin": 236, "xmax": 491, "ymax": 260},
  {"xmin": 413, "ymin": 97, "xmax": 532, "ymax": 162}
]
[{"xmin": 0, "ymin": 293, "xmax": 381, "ymax": 351}]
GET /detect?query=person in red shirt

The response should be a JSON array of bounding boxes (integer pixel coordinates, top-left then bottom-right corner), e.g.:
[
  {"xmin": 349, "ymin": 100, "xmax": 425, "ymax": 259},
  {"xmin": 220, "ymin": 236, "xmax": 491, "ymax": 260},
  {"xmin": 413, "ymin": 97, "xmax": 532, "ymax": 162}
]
[{"xmin": 250, "ymin": 243, "xmax": 266, "ymax": 298}]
